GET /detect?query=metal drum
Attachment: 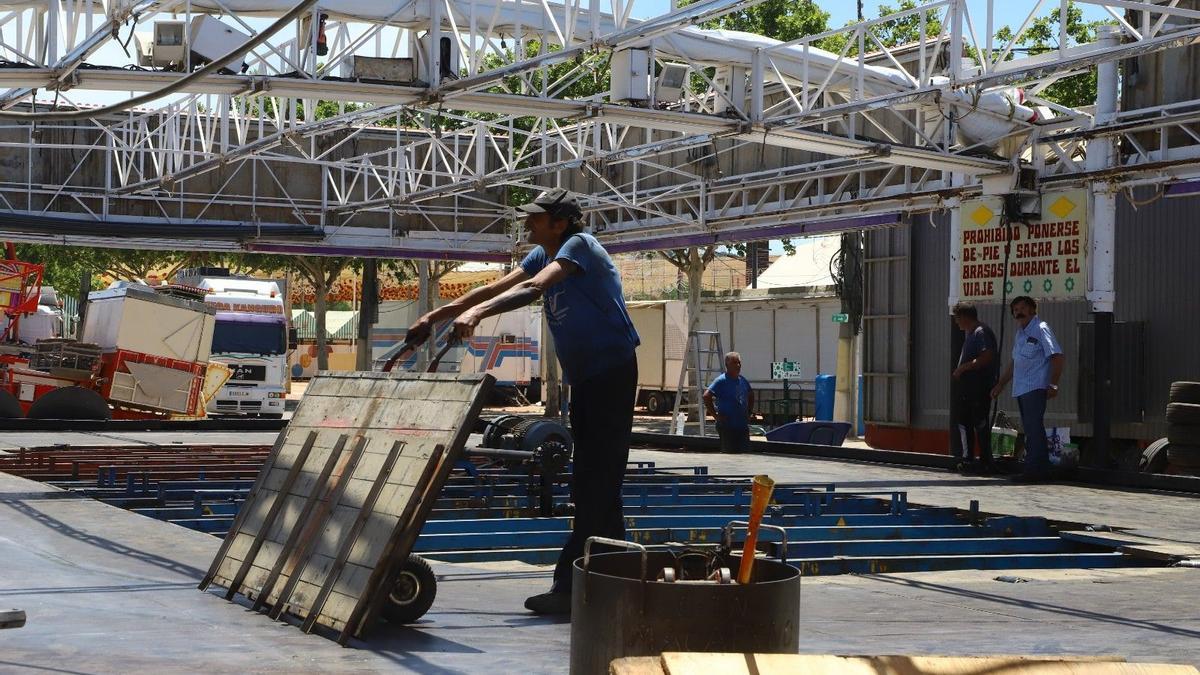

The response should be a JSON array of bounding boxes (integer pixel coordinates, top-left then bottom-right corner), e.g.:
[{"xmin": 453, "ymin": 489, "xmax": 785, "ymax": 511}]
[{"xmin": 569, "ymin": 532, "xmax": 801, "ymax": 675}]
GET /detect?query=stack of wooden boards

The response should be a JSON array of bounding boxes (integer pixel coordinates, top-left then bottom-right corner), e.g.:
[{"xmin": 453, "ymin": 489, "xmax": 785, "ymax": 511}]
[
  {"xmin": 199, "ymin": 371, "xmax": 494, "ymax": 644},
  {"xmin": 611, "ymin": 654, "xmax": 1200, "ymax": 674}
]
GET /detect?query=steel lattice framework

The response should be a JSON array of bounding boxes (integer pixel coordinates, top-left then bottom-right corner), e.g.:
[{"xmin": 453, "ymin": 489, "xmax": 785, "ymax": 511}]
[{"xmin": 0, "ymin": 0, "xmax": 1197, "ymax": 260}]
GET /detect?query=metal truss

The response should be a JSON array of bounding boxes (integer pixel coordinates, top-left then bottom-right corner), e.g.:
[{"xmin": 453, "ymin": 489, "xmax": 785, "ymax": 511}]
[{"xmin": 0, "ymin": 0, "xmax": 1199, "ymax": 258}]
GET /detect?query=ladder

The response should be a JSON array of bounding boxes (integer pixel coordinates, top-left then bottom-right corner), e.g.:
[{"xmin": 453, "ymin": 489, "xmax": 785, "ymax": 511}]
[{"xmin": 671, "ymin": 330, "xmax": 725, "ymax": 436}]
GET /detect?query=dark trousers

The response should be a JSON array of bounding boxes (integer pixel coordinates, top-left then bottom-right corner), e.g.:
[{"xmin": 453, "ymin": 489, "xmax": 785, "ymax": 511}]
[
  {"xmin": 1017, "ymin": 389, "xmax": 1050, "ymax": 473},
  {"xmin": 715, "ymin": 421, "xmax": 751, "ymax": 454},
  {"xmin": 950, "ymin": 392, "xmax": 992, "ymax": 464},
  {"xmin": 551, "ymin": 356, "xmax": 637, "ymax": 592}
]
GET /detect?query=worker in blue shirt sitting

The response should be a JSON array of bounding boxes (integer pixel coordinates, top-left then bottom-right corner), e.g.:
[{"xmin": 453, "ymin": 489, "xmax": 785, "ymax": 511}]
[{"xmin": 703, "ymin": 352, "xmax": 755, "ymax": 454}]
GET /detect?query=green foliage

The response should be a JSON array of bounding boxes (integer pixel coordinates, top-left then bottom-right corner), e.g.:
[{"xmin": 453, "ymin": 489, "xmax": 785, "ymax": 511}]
[
  {"xmin": 993, "ymin": 2, "xmax": 1110, "ymax": 108},
  {"xmin": 685, "ymin": 0, "xmax": 831, "ymax": 44},
  {"xmin": 819, "ymin": 1, "xmax": 944, "ymax": 55}
]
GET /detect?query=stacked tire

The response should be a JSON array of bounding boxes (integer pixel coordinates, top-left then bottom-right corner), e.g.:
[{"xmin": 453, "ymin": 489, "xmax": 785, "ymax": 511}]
[{"xmin": 1166, "ymin": 382, "xmax": 1200, "ymax": 474}]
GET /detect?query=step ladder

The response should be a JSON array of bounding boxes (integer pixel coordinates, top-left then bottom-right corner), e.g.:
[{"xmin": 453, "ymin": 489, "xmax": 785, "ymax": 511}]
[{"xmin": 671, "ymin": 330, "xmax": 725, "ymax": 436}]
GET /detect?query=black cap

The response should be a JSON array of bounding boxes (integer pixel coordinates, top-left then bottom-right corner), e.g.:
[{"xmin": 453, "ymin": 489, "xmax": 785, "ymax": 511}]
[{"xmin": 517, "ymin": 188, "xmax": 583, "ymax": 220}]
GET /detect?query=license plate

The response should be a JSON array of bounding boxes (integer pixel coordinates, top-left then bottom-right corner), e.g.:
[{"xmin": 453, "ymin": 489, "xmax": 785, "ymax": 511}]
[{"xmin": 228, "ymin": 389, "xmax": 250, "ymax": 397}]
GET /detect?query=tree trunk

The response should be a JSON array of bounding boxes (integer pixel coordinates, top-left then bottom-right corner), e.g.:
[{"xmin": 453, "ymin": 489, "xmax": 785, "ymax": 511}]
[
  {"xmin": 417, "ymin": 260, "xmax": 432, "ymax": 368},
  {"xmin": 685, "ymin": 247, "xmax": 705, "ymax": 335},
  {"xmin": 314, "ymin": 275, "xmax": 329, "ymax": 371}
]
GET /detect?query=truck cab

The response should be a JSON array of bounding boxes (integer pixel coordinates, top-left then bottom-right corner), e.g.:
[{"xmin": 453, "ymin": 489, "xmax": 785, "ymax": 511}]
[{"xmin": 195, "ymin": 277, "xmax": 289, "ymax": 418}]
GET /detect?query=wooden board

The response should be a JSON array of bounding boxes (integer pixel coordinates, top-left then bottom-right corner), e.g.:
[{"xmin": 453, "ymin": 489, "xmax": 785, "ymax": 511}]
[
  {"xmin": 199, "ymin": 371, "xmax": 493, "ymax": 643},
  {"xmin": 613, "ymin": 654, "xmax": 1198, "ymax": 675}
]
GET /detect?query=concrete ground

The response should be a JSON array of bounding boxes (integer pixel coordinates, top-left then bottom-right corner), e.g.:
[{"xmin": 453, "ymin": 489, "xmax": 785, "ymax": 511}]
[{"xmin": 1, "ymin": 439, "xmax": 1198, "ymax": 673}]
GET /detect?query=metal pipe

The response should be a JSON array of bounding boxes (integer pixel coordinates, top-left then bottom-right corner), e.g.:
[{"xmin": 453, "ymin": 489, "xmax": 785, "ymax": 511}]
[{"xmin": 1088, "ymin": 25, "xmax": 1120, "ymax": 464}]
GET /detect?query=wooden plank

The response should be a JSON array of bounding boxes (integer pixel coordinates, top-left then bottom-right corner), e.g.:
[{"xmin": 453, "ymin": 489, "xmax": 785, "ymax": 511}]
[
  {"xmin": 267, "ymin": 434, "xmax": 371, "ymax": 620},
  {"xmin": 337, "ymin": 444, "xmax": 446, "ymax": 643},
  {"xmin": 198, "ymin": 428, "xmax": 289, "ymax": 592},
  {"xmin": 343, "ymin": 374, "xmax": 492, "ymax": 639},
  {"xmin": 224, "ymin": 430, "xmax": 319, "ymax": 600},
  {"xmin": 609, "ymin": 656, "xmax": 666, "ymax": 675},
  {"xmin": 302, "ymin": 440, "xmax": 405, "ymax": 633},
  {"xmin": 202, "ymin": 371, "xmax": 494, "ymax": 641},
  {"xmin": 651, "ymin": 654, "xmax": 1193, "ymax": 675},
  {"xmin": 250, "ymin": 433, "xmax": 351, "ymax": 613}
]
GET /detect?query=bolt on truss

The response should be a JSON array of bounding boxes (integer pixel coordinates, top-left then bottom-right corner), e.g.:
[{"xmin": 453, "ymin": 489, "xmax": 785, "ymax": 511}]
[{"xmin": 0, "ymin": 0, "xmax": 1198, "ymax": 257}]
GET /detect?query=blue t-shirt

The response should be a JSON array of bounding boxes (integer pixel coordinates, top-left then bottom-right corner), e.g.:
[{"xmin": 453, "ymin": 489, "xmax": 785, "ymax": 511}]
[
  {"xmin": 520, "ymin": 233, "xmax": 640, "ymax": 385},
  {"xmin": 958, "ymin": 322, "xmax": 999, "ymax": 394},
  {"xmin": 707, "ymin": 372, "xmax": 752, "ymax": 429},
  {"xmin": 1011, "ymin": 315, "xmax": 1063, "ymax": 397}
]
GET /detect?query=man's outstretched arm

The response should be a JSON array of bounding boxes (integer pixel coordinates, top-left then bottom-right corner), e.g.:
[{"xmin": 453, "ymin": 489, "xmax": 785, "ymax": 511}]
[
  {"xmin": 451, "ymin": 259, "xmax": 577, "ymax": 339},
  {"xmin": 407, "ymin": 267, "xmax": 529, "ymax": 345}
]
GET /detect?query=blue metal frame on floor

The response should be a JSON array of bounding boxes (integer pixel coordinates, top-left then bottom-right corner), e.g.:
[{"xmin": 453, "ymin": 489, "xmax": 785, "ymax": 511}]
[{"xmin": 45, "ymin": 460, "xmax": 1162, "ymax": 576}]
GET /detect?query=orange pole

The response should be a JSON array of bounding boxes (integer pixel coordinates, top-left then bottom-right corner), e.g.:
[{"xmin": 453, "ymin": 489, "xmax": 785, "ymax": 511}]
[{"xmin": 737, "ymin": 474, "xmax": 776, "ymax": 585}]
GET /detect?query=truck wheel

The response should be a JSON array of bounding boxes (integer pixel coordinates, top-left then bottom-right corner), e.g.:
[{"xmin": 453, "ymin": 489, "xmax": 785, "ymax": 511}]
[
  {"xmin": 381, "ymin": 555, "xmax": 436, "ymax": 624},
  {"xmin": 646, "ymin": 392, "xmax": 666, "ymax": 415}
]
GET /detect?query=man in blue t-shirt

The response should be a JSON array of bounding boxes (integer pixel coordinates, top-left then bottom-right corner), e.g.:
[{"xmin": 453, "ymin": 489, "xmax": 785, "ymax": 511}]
[
  {"xmin": 406, "ymin": 188, "xmax": 639, "ymax": 616},
  {"xmin": 703, "ymin": 352, "xmax": 754, "ymax": 454},
  {"xmin": 951, "ymin": 301, "xmax": 999, "ymax": 473}
]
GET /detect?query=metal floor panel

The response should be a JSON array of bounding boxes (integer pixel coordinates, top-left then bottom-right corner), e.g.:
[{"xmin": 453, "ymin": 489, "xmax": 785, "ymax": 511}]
[{"xmin": 6, "ymin": 445, "xmax": 1175, "ymax": 580}]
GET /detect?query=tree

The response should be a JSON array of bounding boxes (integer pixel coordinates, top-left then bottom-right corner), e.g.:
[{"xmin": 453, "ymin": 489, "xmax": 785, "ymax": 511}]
[
  {"xmin": 687, "ymin": 0, "xmax": 831, "ymax": 43},
  {"xmin": 994, "ymin": 2, "xmax": 1110, "ymax": 108},
  {"xmin": 13, "ymin": 244, "xmax": 102, "ymax": 298},
  {"xmin": 818, "ymin": 1, "xmax": 944, "ymax": 56},
  {"xmin": 291, "ymin": 256, "xmax": 353, "ymax": 370}
]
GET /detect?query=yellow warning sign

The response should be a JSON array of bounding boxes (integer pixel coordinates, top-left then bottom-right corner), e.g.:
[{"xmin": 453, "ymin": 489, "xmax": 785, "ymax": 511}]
[{"xmin": 957, "ymin": 189, "xmax": 1088, "ymax": 301}]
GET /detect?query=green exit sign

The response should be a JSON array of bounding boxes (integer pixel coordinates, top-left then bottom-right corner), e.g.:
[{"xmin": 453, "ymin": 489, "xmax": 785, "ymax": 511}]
[{"xmin": 832, "ymin": 313, "xmax": 849, "ymax": 323}]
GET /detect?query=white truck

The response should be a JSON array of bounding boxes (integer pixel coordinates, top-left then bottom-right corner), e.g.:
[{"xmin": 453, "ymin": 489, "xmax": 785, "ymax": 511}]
[
  {"xmin": 187, "ymin": 275, "xmax": 290, "ymax": 418},
  {"xmin": 627, "ymin": 300, "xmax": 690, "ymax": 415}
]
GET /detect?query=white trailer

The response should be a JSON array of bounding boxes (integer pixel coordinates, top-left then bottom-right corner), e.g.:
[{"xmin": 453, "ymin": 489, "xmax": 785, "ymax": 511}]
[
  {"xmin": 627, "ymin": 300, "xmax": 689, "ymax": 414},
  {"xmin": 695, "ymin": 289, "xmax": 841, "ymax": 395},
  {"xmin": 627, "ymin": 291, "xmax": 841, "ymax": 414}
]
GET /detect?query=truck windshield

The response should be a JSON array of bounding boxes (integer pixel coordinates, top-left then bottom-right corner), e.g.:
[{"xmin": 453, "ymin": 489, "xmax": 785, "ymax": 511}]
[{"xmin": 212, "ymin": 319, "xmax": 286, "ymax": 356}]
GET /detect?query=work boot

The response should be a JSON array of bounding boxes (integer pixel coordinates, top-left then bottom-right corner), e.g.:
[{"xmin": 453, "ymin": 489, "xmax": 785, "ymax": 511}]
[{"xmin": 524, "ymin": 591, "xmax": 571, "ymax": 615}]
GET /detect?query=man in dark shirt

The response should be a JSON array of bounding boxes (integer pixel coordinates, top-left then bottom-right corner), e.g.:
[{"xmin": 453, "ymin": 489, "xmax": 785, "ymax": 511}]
[
  {"xmin": 406, "ymin": 188, "xmax": 639, "ymax": 616},
  {"xmin": 951, "ymin": 302, "xmax": 999, "ymax": 473}
]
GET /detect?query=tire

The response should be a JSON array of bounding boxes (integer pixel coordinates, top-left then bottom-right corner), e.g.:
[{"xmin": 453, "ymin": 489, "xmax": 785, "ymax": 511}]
[
  {"xmin": 0, "ymin": 388, "xmax": 24, "ymax": 418},
  {"xmin": 27, "ymin": 386, "xmax": 111, "ymax": 420},
  {"xmin": 1165, "ymin": 403, "xmax": 1200, "ymax": 426},
  {"xmin": 1167, "ymin": 423, "xmax": 1200, "ymax": 447},
  {"xmin": 381, "ymin": 555, "xmax": 437, "ymax": 624},
  {"xmin": 1166, "ymin": 444, "xmax": 1200, "ymax": 471},
  {"xmin": 646, "ymin": 392, "xmax": 665, "ymax": 415},
  {"xmin": 1140, "ymin": 438, "xmax": 1170, "ymax": 474},
  {"xmin": 1170, "ymin": 382, "xmax": 1200, "ymax": 405}
]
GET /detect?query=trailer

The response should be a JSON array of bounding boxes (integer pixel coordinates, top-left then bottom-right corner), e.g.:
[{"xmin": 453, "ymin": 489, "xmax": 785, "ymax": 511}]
[
  {"xmin": 627, "ymin": 292, "xmax": 841, "ymax": 416},
  {"xmin": 0, "ymin": 280, "xmax": 222, "ymax": 420},
  {"xmin": 627, "ymin": 301, "xmax": 689, "ymax": 415}
]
